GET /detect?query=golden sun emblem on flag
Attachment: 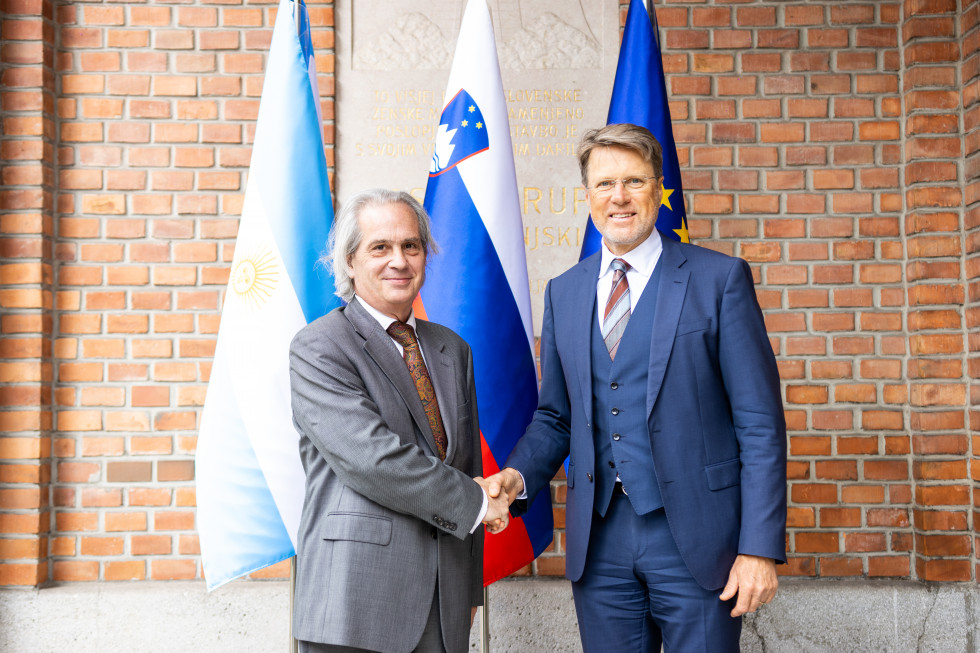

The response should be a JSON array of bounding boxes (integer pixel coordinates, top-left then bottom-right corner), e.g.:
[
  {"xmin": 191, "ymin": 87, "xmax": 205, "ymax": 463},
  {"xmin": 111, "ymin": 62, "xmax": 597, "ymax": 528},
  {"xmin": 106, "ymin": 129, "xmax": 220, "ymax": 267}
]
[{"xmin": 231, "ymin": 247, "xmax": 279, "ymax": 309}]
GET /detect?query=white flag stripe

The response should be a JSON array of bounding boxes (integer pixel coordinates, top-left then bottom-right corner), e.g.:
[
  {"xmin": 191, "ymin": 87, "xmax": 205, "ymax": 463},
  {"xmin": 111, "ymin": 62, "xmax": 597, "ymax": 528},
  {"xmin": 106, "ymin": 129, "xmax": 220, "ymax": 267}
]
[{"xmin": 450, "ymin": 1, "xmax": 534, "ymax": 350}]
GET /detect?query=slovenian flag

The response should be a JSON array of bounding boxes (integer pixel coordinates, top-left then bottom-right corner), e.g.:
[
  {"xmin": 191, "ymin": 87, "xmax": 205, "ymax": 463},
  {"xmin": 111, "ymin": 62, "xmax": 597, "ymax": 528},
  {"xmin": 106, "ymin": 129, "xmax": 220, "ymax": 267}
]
[
  {"xmin": 196, "ymin": 0, "xmax": 338, "ymax": 590},
  {"xmin": 418, "ymin": 0, "xmax": 553, "ymax": 585},
  {"xmin": 580, "ymin": 0, "xmax": 689, "ymax": 258}
]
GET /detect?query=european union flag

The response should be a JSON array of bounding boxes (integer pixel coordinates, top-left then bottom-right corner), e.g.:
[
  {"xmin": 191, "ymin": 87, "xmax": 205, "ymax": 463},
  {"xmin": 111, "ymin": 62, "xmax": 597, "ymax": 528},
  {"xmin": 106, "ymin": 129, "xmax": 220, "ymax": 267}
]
[{"xmin": 580, "ymin": 0, "xmax": 689, "ymax": 258}]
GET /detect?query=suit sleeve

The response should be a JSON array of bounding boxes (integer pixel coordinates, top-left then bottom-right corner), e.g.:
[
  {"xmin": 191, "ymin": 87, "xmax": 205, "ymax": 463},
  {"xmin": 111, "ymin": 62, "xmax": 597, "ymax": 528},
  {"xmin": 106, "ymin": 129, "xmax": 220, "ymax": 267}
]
[
  {"xmin": 718, "ymin": 258, "xmax": 787, "ymax": 562},
  {"xmin": 289, "ymin": 328, "xmax": 485, "ymax": 541},
  {"xmin": 505, "ymin": 280, "xmax": 574, "ymax": 508}
]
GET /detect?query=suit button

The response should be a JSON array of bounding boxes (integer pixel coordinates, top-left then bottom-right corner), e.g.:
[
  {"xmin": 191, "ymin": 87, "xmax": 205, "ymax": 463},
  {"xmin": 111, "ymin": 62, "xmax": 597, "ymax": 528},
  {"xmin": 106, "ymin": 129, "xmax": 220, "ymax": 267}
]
[
  {"xmin": 612, "ymin": 433, "xmax": 621, "ymax": 441},
  {"xmin": 587, "ymin": 472, "xmax": 593, "ymax": 482},
  {"xmin": 611, "ymin": 407, "xmax": 620, "ymax": 415},
  {"xmin": 610, "ymin": 382, "xmax": 618, "ymax": 390},
  {"xmin": 608, "ymin": 461, "xmax": 615, "ymax": 468}
]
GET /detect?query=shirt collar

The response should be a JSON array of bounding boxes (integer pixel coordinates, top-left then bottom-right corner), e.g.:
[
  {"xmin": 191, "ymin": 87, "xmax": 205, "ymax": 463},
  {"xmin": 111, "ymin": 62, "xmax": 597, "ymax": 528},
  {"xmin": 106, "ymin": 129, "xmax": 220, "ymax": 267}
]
[
  {"xmin": 355, "ymin": 295, "xmax": 417, "ymax": 333},
  {"xmin": 599, "ymin": 229, "xmax": 662, "ymax": 278}
]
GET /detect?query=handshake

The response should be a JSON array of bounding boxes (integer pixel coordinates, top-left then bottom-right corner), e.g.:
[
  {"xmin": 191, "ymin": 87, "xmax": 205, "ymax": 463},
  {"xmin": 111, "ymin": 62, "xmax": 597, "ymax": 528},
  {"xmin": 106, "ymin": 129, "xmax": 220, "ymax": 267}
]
[{"xmin": 474, "ymin": 468, "xmax": 524, "ymax": 535}]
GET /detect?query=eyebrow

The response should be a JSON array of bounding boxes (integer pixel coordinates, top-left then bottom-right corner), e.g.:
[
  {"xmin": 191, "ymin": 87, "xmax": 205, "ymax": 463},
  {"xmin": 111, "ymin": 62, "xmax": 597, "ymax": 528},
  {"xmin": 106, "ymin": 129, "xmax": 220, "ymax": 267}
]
[{"xmin": 364, "ymin": 237, "xmax": 422, "ymax": 248}]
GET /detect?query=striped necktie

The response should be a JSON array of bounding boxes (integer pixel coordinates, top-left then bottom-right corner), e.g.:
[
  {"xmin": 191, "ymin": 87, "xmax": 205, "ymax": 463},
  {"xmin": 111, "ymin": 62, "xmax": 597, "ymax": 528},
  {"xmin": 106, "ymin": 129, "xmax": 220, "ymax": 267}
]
[
  {"xmin": 386, "ymin": 321, "xmax": 448, "ymax": 460},
  {"xmin": 602, "ymin": 258, "xmax": 631, "ymax": 360}
]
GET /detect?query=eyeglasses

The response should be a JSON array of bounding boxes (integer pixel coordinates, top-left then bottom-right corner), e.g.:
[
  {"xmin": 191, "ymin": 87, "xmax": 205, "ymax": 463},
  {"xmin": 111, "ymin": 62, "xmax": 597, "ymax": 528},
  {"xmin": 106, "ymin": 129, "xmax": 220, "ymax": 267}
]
[{"xmin": 587, "ymin": 176, "xmax": 660, "ymax": 196}]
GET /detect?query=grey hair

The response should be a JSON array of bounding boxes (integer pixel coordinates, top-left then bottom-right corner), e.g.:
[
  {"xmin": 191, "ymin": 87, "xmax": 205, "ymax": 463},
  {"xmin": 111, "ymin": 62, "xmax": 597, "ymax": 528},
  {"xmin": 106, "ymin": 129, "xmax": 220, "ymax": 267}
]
[
  {"xmin": 577, "ymin": 123, "xmax": 664, "ymax": 187},
  {"xmin": 322, "ymin": 188, "xmax": 437, "ymax": 302}
]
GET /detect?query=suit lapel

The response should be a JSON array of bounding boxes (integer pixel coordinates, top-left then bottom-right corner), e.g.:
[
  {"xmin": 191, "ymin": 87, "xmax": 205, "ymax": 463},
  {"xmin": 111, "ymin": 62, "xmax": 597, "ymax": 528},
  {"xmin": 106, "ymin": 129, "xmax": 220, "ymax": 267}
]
[
  {"xmin": 647, "ymin": 237, "xmax": 689, "ymax": 417},
  {"xmin": 346, "ymin": 299, "xmax": 441, "ymax": 457},
  {"xmin": 570, "ymin": 255, "xmax": 601, "ymax": 421}
]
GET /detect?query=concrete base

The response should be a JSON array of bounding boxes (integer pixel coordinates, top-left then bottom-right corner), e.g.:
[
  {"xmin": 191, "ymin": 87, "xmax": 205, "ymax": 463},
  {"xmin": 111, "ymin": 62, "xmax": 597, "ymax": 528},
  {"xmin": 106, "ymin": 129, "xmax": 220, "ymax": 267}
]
[{"xmin": 1, "ymin": 578, "xmax": 978, "ymax": 652}]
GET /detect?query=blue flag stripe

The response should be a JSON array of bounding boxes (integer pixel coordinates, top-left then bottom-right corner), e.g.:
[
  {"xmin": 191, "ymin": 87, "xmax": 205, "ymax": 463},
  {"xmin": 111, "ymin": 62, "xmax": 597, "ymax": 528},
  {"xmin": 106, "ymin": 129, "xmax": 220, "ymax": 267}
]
[
  {"xmin": 421, "ymin": 169, "xmax": 538, "ymax": 466},
  {"xmin": 258, "ymin": 15, "xmax": 338, "ymax": 323}
]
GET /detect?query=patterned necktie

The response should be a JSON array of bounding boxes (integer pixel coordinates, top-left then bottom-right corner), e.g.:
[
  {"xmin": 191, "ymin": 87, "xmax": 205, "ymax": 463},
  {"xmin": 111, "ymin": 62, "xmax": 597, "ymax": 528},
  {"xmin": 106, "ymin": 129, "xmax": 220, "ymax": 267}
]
[
  {"xmin": 602, "ymin": 258, "xmax": 631, "ymax": 360},
  {"xmin": 386, "ymin": 321, "xmax": 448, "ymax": 460}
]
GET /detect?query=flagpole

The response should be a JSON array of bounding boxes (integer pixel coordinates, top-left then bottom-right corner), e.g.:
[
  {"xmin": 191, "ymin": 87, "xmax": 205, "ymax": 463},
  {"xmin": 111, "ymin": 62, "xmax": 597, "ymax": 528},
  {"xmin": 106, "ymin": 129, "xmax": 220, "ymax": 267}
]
[
  {"xmin": 290, "ymin": 6, "xmax": 302, "ymax": 648},
  {"xmin": 481, "ymin": 586, "xmax": 490, "ymax": 653},
  {"xmin": 288, "ymin": 0, "xmax": 300, "ymax": 635},
  {"xmin": 290, "ymin": 557, "xmax": 299, "ymax": 652}
]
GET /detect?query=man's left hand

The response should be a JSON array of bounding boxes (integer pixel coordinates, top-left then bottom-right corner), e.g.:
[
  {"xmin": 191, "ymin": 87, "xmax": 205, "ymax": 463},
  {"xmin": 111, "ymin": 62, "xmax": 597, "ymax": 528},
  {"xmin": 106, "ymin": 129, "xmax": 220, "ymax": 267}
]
[{"xmin": 719, "ymin": 554, "xmax": 778, "ymax": 617}]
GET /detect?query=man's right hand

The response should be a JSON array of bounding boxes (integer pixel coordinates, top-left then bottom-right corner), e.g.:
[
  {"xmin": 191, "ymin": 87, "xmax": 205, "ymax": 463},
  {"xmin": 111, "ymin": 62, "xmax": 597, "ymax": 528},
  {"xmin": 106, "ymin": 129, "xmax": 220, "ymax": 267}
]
[
  {"xmin": 474, "ymin": 477, "xmax": 510, "ymax": 534},
  {"xmin": 484, "ymin": 468, "xmax": 524, "ymax": 505}
]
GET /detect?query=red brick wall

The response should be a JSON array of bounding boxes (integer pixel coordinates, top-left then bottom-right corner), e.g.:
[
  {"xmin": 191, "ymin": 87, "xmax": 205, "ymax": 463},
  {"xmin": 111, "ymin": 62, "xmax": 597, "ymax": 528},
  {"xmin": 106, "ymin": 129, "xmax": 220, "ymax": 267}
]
[
  {"xmin": 902, "ymin": 0, "xmax": 968, "ymax": 582},
  {"xmin": 1, "ymin": 0, "xmax": 56, "ymax": 587},
  {"xmin": 1, "ymin": 0, "xmax": 335, "ymax": 585},
  {"xmin": 0, "ymin": 0, "xmax": 977, "ymax": 587},
  {"xmin": 964, "ymin": 0, "xmax": 980, "ymax": 580}
]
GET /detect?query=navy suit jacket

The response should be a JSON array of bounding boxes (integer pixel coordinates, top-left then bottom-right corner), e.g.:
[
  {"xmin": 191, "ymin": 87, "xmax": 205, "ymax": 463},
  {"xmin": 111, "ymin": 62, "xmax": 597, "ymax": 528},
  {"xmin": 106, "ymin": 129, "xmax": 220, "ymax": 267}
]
[{"xmin": 506, "ymin": 233, "xmax": 787, "ymax": 590}]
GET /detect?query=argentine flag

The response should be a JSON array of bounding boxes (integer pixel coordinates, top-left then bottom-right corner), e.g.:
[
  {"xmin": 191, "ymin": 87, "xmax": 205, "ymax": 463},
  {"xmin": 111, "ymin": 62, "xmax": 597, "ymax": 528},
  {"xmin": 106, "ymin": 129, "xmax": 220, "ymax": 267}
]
[
  {"xmin": 196, "ymin": 0, "xmax": 338, "ymax": 590},
  {"xmin": 419, "ymin": 0, "xmax": 553, "ymax": 585}
]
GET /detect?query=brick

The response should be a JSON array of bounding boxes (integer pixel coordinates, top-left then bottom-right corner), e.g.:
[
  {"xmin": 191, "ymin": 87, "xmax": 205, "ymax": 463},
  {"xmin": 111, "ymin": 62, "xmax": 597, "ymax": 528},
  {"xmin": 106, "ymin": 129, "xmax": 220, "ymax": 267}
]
[
  {"xmin": 105, "ymin": 512, "xmax": 147, "ymax": 532},
  {"xmin": 796, "ymin": 533, "xmax": 839, "ymax": 553},
  {"xmin": 106, "ymin": 29, "xmax": 149, "ymax": 48},
  {"xmin": 841, "ymin": 485, "xmax": 885, "ymax": 504},
  {"xmin": 132, "ymin": 534, "xmax": 171, "ymax": 555},
  {"xmin": 174, "ymin": 53, "xmax": 217, "ymax": 74},
  {"xmin": 150, "ymin": 559, "xmax": 196, "ymax": 580},
  {"xmin": 154, "ymin": 511, "xmax": 194, "ymax": 531},
  {"xmin": 130, "ymin": 100, "xmax": 171, "ymax": 119},
  {"xmin": 131, "ymin": 7, "xmax": 171, "ymax": 25},
  {"xmin": 155, "ymin": 30, "xmax": 193, "ymax": 50},
  {"xmin": 714, "ymin": 30, "xmax": 752, "ymax": 49},
  {"xmin": 918, "ymin": 559, "xmax": 971, "ymax": 582},
  {"xmin": 915, "ymin": 485, "xmax": 970, "ymax": 506},
  {"xmin": 126, "ymin": 52, "xmax": 167, "ymax": 73},
  {"xmin": 157, "ymin": 460, "xmax": 194, "ymax": 481},
  {"xmin": 81, "ymin": 437, "xmax": 125, "ymax": 457},
  {"xmin": 105, "ymin": 561, "xmax": 145, "ymax": 581},
  {"xmin": 52, "ymin": 561, "xmax": 99, "ymax": 582},
  {"xmin": 131, "ymin": 437, "xmax": 173, "ymax": 455},
  {"xmin": 106, "ymin": 462, "xmax": 152, "ymax": 483},
  {"xmin": 868, "ymin": 556, "xmax": 910, "ymax": 577},
  {"xmin": 812, "ymin": 411, "xmax": 852, "ymax": 431}
]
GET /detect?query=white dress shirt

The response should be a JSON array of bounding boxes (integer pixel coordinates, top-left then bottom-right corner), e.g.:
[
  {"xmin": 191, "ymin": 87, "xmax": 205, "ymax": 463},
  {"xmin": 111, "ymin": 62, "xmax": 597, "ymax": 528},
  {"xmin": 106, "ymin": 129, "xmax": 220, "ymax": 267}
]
[{"xmin": 596, "ymin": 228, "xmax": 663, "ymax": 316}]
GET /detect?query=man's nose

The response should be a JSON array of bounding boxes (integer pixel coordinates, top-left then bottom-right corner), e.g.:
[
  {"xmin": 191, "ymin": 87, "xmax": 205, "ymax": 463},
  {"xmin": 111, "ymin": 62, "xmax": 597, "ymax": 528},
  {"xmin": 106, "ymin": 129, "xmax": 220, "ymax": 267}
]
[
  {"xmin": 388, "ymin": 247, "xmax": 408, "ymax": 267},
  {"xmin": 610, "ymin": 180, "xmax": 631, "ymax": 202}
]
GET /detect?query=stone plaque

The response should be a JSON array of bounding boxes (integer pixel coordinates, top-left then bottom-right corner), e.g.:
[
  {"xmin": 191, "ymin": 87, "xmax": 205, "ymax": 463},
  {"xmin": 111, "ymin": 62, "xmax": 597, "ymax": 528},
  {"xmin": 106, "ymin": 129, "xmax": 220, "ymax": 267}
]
[{"xmin": 335, "ymin": 0, "xmax": 618, "ymax": 334}]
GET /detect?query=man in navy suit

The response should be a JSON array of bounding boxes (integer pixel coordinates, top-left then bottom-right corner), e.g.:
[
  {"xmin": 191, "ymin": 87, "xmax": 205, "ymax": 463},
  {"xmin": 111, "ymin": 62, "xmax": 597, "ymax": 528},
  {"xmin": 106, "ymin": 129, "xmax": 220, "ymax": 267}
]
[{"xmin": 487, "ymin": 123, "xmax": 786, "ymax": 652}]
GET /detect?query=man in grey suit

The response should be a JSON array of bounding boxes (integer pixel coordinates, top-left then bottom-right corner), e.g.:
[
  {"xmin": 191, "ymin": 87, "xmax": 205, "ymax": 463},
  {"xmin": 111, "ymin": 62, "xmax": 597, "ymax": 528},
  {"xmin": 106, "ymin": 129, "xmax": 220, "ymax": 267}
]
[{"xmin": 289, "ymin": 188, "xmax": 509, "ymax": 653}]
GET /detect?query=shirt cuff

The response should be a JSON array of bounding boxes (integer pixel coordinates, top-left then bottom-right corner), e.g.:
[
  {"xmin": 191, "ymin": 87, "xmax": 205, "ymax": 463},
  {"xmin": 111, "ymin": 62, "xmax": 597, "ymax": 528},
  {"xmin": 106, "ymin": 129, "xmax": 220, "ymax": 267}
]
[
  {"xmin": 516, "ymin": 470, "xmax": 528, "ymax": 500},
  {"xmin": 470, "ymin": 489, "xmax": 489, "ymax": 534}
]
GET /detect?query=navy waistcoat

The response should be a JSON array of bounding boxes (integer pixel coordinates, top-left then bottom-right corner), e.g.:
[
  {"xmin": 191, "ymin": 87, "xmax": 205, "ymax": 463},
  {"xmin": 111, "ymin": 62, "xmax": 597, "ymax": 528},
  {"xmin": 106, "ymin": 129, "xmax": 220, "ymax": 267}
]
[{"xmin": 591, "ymin": 261, "xmax": 663, "ymax": 517}]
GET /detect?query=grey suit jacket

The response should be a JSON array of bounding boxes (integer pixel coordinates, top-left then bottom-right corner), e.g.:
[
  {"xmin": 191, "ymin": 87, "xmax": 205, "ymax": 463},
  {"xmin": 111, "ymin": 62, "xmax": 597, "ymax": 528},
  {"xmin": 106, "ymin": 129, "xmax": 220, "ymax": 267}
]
[{"xmin": 289, "ymin": 297, "xmax": 485, "ymax": 653}]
